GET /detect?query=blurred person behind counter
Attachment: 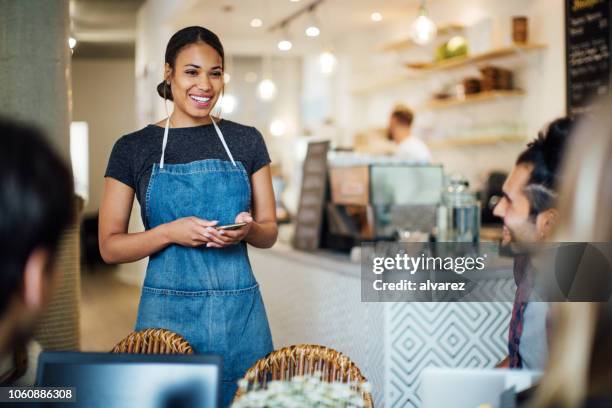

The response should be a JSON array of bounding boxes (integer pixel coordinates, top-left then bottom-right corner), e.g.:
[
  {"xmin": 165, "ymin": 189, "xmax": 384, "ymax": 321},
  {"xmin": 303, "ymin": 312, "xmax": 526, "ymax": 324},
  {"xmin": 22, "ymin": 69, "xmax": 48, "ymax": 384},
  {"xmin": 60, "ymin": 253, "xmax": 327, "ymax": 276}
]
[{"xmin": 387, "ymin": 104, "xmax": 432, "ymax": 162}]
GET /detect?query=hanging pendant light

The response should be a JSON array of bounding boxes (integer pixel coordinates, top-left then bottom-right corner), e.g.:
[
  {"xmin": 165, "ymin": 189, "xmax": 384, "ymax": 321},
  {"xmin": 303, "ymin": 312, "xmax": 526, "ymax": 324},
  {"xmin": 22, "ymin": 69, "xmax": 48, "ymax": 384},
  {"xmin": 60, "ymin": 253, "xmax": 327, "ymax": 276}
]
[
  {"xmin": 319, "ymin": 51, "xmax": 336, "ymax": 75},
  {"xmin": 305, "ymin": 7, "xmax": 320, "ymax": 37},
  {"xmin": 277, "ymin": 23, "xmax": 293, "ymax": 51},
  {"xmin": 258, "ymin": 78, "xmax": 277, "ymax": 101},
  {"xmin": 258, "ymin": 55, "xmax": 277, "ymax": 101},
  {"xmin": 220, "ymin": 94, "xmax": 237, "ymax": 114},
  {"xmin": 411, "ymin": 0, "xmax": 437, "ymax": 45}
]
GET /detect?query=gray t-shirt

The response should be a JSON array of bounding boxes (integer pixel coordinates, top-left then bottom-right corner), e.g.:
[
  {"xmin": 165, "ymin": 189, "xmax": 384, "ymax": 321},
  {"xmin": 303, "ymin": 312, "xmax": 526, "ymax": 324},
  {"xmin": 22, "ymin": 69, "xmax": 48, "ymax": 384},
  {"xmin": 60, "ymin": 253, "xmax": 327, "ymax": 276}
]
[
  {"xmin": 520, "ymin": 300, "xmax": 549, "ymax": 370},
  {"xmin": 104, "ymin": 119, "xmax": 271, "ymax": 225}
]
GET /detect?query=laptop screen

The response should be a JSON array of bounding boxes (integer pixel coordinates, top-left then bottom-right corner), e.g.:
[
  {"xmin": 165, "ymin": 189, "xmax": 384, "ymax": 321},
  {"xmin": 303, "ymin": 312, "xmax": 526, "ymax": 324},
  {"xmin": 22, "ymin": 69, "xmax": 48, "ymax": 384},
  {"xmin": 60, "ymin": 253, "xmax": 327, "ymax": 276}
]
[{"xmin": 36, "ymin": 352, "xmax": 221, "ymax": 408}]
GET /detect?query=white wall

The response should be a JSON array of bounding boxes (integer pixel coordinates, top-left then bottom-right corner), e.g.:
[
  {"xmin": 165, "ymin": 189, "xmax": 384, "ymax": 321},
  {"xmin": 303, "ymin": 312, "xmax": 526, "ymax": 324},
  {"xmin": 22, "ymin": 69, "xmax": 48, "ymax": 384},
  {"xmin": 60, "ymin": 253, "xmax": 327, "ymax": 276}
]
[
  {"xmin": 222, "ymin": 55, "xmax": 302, "ymax": 164},
  {"xmin": 322, "ymin": 0, "xmax": 566, "ymax": 190},
  {"xmin": 72, "ymin": 58, "xmax": 136, "ymax": 216}
]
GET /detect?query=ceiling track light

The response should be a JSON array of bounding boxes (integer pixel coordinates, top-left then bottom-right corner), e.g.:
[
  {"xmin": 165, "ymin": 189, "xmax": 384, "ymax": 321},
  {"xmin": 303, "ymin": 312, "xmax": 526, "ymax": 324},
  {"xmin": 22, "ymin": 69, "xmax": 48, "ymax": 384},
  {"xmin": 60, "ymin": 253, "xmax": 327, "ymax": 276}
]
[
  {"xmin": 305, "ymin": 6, "xmax": 320, "ymax": 37},
  {"xmin": 268, "ymin": 0, "xmax": 324, "ymax": 33},
  {"xmin": 277, "ymin": 23, "xmax": 293, "ymax": 51}
]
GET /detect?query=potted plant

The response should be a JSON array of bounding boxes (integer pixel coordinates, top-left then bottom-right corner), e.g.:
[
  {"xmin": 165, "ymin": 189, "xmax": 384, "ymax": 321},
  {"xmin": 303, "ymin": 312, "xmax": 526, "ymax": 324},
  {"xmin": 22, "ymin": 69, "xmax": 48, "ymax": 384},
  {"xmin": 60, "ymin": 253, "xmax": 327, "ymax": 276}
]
[{"xmin": 232, "ymin": 373, "xmax": 372, "ymax": 408}]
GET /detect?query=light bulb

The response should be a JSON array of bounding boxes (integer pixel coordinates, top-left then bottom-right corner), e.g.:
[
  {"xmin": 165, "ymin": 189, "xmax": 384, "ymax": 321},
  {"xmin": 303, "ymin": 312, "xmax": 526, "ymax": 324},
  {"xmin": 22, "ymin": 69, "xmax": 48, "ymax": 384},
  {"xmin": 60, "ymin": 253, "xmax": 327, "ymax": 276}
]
[
  {"xmin": 319, "ymin": 51, "xmax": 337, "ymax": 75},
  {"xmin": 371, "ymin": 12, "xmax": 382, "ymax": 22},
  {"xmin": 220, "ymin": 94, "xmax": 237, "ymax": 114},
  {"xmin": 305, "ymin": 26, "xmax": 320, "ymax": 37},
  {"xmin": 270, "ymin": 119, "xmax": 287, "ymax": 137},
  {"xmin": 278, "ymin": 39, "xmax": 292, "ymax": 51},
  {"xmin": 68, "ymin": 37, "xmax": 77, "ymax": 49},
  {"xmin": 411, "ymin": 6, "xmax": 437, "ymax": 45},
  {"xmin": 258, "ymin": 79, "xmax": 277, "ymax": 101},
  {"xmin": 250, "ymin": 18, "xmax": 263, "ymax": 28}
]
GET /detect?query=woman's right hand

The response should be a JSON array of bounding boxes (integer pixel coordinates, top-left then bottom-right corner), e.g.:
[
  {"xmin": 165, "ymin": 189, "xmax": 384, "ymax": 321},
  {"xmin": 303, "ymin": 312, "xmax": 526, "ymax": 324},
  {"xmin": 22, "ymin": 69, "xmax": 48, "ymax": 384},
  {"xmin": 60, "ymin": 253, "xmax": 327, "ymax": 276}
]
[{"xmin": 164, "ymin": 217, "xmax": 218, "ymax": 247}]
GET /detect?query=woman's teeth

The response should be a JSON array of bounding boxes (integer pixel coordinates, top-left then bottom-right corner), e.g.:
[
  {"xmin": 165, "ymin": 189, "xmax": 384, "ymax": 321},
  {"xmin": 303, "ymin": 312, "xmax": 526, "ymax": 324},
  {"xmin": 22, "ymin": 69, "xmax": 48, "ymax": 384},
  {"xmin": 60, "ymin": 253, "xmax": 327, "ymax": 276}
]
[{"xmin": 190, "ymin": 95, "xmax": 210, "ymax": 103}]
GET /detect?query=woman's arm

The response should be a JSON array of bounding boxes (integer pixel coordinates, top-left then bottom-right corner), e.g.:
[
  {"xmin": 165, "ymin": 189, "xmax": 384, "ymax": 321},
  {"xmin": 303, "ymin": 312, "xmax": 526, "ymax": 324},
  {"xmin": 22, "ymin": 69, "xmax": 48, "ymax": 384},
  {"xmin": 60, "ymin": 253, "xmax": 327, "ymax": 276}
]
[
  {"xmin": 99, "ymin": 178, "xmax": 218, "ymax": 264},
  {"xmin": 204, "ymin": 165, "xmax": 278, "ymax": 249},
  {"xmin": 244, "ymin": 165, "xmax": 278, "ymax": 248}
]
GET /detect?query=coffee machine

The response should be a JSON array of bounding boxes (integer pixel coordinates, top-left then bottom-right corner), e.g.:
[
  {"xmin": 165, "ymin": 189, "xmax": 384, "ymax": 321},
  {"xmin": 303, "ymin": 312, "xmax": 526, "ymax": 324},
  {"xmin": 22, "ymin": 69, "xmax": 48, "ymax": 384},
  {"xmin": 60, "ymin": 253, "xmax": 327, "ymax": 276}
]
[{"xmin": 322, "ymin": 162, "xmax": 444, "ymax": 251}]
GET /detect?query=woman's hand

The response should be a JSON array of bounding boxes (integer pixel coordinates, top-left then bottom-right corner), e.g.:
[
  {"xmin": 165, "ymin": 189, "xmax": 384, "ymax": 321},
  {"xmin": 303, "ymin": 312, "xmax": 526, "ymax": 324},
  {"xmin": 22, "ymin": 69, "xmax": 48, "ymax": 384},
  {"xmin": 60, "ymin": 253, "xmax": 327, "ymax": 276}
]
[
  {"xmin": 204, "ymin": 212, "xmax": 253, "ymax": 248},
  {"xmin": 164, "ymin": 216, "xmax": 219, "ymax": 247}
]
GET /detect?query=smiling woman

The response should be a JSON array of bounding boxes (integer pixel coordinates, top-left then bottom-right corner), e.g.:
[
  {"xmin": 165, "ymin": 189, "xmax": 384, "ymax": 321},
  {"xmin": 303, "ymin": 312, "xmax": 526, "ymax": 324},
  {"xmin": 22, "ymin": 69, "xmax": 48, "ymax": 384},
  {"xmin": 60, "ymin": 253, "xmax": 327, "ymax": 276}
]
[
  {"xmin": 156, "ymin": 27, "xmax": 225, "ymax": 124},
  {"xmin": 99, "ymin": 26, "xmax": 278, "ymax": 407}
]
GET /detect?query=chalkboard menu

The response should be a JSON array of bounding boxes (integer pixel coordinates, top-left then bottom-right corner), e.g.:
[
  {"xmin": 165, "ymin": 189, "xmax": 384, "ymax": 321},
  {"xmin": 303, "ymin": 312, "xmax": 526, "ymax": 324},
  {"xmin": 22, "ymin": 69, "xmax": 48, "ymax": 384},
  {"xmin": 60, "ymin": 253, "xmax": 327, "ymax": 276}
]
[
  {"xmin": 566, "ymin": 0, "xmax": 612, "ymax": 115},
  {"xmin": 293, "ymin": 141, "xmax": 330, "ymax": 251}
]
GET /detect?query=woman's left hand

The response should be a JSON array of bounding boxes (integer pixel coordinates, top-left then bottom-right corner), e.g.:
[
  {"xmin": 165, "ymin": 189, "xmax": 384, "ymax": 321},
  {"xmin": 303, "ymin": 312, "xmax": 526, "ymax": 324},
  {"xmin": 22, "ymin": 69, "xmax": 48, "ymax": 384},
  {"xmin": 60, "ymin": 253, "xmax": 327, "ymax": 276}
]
[{"xmin": 204, "ymin": 212, "xmax": 253, "ymax": 248}]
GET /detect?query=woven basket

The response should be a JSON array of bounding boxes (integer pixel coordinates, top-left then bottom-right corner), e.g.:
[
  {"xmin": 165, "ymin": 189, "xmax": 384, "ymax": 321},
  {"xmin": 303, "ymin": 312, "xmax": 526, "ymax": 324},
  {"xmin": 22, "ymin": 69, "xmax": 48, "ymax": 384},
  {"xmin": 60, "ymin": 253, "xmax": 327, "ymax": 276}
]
[
  {"xmin": 234, "ymin": 344, "xmax": 373, "ymax": 408},
  {"xmin": 110, "ymin": 328, "xmax": 194, "ymax": 354}
]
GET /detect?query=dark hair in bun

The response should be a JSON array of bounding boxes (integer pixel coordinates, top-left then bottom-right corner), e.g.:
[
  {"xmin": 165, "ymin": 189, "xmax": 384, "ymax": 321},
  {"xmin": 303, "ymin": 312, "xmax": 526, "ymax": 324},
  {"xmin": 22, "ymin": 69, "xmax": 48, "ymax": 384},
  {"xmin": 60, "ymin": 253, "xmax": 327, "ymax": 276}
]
[
  {"xmin": 517, "ymin": 116, "xmax": 575, "ymax": 217},
  {"xmin": 156, "ymin": 26, "xmax": 225, "ymax": 101}
]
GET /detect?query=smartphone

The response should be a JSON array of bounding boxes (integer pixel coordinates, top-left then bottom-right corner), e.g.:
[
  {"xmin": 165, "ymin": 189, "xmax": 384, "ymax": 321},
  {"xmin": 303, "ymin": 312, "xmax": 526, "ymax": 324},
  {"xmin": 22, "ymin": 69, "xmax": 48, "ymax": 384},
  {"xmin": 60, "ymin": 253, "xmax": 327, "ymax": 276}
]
[{"xmin": 215, "ymin": 222, "xmax": 248, "ymax": 231}]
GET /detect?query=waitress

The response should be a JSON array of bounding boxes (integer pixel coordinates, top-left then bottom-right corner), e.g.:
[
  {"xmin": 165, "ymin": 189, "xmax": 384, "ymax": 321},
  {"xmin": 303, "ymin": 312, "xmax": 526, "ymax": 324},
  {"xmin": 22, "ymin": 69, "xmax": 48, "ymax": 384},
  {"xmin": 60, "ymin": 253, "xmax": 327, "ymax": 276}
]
[{"xmin": 99, "ymin": 26, "xmax": 276, "ymax": 406}]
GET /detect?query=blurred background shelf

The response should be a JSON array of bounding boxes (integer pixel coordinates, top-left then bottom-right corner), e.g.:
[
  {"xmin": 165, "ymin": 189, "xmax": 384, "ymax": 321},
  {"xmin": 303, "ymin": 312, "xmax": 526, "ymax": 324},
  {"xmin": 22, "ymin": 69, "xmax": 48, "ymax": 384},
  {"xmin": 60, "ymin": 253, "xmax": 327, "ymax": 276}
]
[
  {"xmin": 428, "ymin": 134, "xmax": 526, "ymax": 148},
  {"xmin": 377, "ymin": 23, "xmax": 465, "ymax": 52},
  {"xmin": 421, "ymin": 89, "xmax": 525, "ymax": 110},
  {"xmin": 405, "ymin": 43, "xmax": 548, "ymax": 71}
]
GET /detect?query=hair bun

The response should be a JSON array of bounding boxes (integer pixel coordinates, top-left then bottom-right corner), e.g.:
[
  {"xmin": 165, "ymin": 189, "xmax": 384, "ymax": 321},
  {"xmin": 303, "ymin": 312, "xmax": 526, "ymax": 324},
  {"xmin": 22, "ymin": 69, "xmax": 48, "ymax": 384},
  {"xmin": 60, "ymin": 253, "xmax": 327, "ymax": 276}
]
[{"xmin": 157, "ymin": 81, "xmax": 173, "ymax": 101}]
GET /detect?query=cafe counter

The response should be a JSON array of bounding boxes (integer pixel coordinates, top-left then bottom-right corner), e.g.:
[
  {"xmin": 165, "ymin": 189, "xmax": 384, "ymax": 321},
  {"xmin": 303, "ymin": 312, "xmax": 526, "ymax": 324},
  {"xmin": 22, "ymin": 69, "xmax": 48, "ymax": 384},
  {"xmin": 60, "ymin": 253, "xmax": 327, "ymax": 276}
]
[{"xmin": 249, "ymin": 239, "xmax": 513, "ymax": 406}]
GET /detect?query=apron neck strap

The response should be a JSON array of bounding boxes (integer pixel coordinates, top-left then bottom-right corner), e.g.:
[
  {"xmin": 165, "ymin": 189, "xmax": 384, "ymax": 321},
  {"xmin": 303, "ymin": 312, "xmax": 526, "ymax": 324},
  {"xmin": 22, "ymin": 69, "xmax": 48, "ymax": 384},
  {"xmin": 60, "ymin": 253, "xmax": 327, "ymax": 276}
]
[
  {"xmin": 160, "ymin": 116, "xmax": 170, "ymax": 169},
  {"xmin": 159, "ymin": 116, "xmax": 237, "ymax": 169},
  {"xmin": 211, "ymin": 117, "xmax": 237, "ymax": 167}
]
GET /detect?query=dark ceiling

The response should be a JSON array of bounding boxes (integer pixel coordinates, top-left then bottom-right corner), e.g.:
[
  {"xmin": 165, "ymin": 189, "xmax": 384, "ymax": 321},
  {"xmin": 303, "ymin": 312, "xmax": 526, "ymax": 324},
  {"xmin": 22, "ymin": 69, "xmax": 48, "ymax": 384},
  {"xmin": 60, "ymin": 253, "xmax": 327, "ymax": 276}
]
[{"xmin": 70, "ymin": 0, "xmax": 145, "ymax": 59}]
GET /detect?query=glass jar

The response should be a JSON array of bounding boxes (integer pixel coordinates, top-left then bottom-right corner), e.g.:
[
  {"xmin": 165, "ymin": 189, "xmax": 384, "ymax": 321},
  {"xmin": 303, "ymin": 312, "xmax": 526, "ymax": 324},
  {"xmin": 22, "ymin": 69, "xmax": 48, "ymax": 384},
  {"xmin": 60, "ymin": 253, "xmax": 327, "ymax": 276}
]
[{"xmin": 437, "ymin": 174, "xmax": 481, "ymax": 243}]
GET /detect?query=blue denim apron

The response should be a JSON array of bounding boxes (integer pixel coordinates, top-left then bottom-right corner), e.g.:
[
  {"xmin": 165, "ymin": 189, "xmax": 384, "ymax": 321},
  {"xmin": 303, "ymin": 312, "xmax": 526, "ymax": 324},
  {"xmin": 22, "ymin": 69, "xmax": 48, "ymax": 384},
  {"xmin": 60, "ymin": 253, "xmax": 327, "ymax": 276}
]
[{"xmin": 135, "ymin": 117, "xmax": 274, "ymax": 407}]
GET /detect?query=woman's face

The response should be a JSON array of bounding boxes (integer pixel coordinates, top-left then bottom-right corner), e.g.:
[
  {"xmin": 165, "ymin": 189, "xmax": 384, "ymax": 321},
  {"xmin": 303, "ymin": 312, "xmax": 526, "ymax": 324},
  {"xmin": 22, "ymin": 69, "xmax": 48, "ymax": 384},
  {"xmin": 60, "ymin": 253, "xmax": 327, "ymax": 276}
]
[{"xmin": 166, "ymin": 42, "xmax": 224, "ymax": 120}]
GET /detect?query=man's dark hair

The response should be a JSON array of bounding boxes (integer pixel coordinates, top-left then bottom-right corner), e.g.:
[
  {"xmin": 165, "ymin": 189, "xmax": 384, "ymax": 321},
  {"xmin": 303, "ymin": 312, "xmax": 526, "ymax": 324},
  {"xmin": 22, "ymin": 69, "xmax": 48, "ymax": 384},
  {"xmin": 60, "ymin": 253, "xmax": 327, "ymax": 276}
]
[
  {"xmin": 517, "ymin": 117, "xmax": 574, "ymax": 218},
  {"xmin": 0, "ymin": 120, "xmax": 75, "ymax": 316}
]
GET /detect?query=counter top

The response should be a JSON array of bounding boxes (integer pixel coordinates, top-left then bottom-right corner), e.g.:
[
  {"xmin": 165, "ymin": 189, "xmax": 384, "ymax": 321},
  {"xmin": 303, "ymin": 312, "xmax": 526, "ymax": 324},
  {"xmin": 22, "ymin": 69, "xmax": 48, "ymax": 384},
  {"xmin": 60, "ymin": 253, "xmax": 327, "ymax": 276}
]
[
  {"xmin": 251, "ymin": 242, "xmax": 360, "ymax": 279},
  {"xmin": 252, "ymin": 240, "xmax": 514, "ymax": 284}
]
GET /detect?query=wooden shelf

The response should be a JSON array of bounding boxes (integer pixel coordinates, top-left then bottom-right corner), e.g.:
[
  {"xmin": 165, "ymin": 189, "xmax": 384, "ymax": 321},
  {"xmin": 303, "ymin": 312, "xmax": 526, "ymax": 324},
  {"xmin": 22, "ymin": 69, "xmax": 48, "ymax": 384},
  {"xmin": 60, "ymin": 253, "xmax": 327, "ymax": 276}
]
[
  {"xmin": 406, "ymin": 43, "xmax": 547, "ymax": 71},
  {"xmin": 427, "ymin": 134, "xmax": 526, "ymax": 148},
  {"xmin": 420, "ymin": 89, "xmax": 525, "ymax": 110},
  {"xmin": 378, "ymin": 23, "xmax": 465, "ymax": 52}
]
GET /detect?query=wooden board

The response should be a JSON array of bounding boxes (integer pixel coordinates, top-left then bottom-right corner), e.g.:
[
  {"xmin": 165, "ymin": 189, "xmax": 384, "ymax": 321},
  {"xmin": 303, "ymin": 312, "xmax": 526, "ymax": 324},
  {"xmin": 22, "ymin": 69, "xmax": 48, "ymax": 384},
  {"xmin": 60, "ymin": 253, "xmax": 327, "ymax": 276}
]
[
  {"xmin": 292, "ymin": 141, "xmax": 330, "ymax": 251},
  {"xmin": 421, "ymin": 90, "xmax": 525, "ymax": 110},
  {"xmin": 405, "ymin": 44, "xmax": 547, "ymax": 71}
]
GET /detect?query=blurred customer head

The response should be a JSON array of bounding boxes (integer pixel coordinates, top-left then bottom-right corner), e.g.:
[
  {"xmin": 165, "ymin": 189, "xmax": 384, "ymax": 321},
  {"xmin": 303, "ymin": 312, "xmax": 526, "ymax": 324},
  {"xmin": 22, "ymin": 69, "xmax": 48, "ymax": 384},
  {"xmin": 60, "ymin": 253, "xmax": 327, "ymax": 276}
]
[
  {"xmin": 0, "ymin": 120, "xmax": 74, "ymax": 355},
  {"xmin": 388, "ymin": 104, "xmax": 414, "ymax": 143},
  {"xmin": 531, "ymin": 98, "xmax": 612, "ymax": 408},
  {"xmin": 493, "ymin": 118, "xmax": 574, "ymax": 245},
  {"xmin": 156, "ymin": 26, "xmax": 225, "ymax": 122}
]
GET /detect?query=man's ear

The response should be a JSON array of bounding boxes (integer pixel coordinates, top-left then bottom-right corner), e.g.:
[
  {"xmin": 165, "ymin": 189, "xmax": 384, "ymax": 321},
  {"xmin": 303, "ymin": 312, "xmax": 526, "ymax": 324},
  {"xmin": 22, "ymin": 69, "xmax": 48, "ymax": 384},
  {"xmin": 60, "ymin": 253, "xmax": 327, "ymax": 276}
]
[
  {"xmin": 22, "ymin": 248, "xmax": 50, "ymax": 311},
  {"xmin": 537, "ymin": 208, "xmax": 558, "ymax": 239}
]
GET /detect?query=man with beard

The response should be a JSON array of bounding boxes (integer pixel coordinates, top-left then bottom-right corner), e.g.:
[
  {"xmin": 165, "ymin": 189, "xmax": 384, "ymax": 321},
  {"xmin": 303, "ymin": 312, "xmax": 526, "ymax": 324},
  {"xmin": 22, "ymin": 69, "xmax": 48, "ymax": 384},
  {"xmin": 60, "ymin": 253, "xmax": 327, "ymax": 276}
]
[
  {"xmin": 0, "ymin": 121, "xmax": 74, "ymax": 384},
  {"xmin": 493, "ymin": 117, "xmax": 574, "ymax": 369}
]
